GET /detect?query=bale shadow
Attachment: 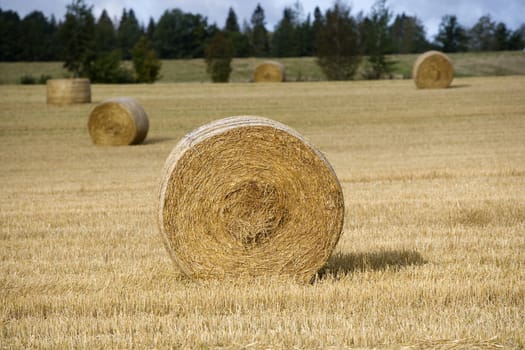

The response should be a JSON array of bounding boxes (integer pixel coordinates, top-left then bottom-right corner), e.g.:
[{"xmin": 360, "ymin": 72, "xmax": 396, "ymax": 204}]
[
  {"xmin": 142, "ymin": 137, "xmax": 175, "ymax": 145},
  {"xmin": 449, "ymin": 84, "xmax": 471, "ymax": 89},
  {"xmin": 316, "ymin": 249, "xmax": 427, "ymax": 281}
]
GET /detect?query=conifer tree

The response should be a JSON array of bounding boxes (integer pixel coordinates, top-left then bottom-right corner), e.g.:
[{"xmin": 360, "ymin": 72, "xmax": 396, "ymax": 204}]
[
  {"xmin": 435, "ymin": 15, "xmax": 468, "ymax": 52},
  {"xmin": 118, "ymin": 9, "xmax": 142, "ymax": 59},
  {"xmin": 250, "ymin": 4, "xmax": 270, "ymax": 56},
  {"xmin": 223, "ymin": 7, "xmax": 250, "ymax": 57},
  {"xmin": 95, "ymin": 10, "xmax": 117, "ymax": 53},
  {"xmin": 60, "ymin": 0, "xmax": 96, "ymax": 77}
]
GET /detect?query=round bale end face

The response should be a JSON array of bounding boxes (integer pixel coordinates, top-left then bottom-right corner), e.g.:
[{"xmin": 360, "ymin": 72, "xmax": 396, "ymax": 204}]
[
  {"xmin": 253, "ymin": 62, "xmax": 286, "ymax": 83},
  {"xmin": 412, "ymin": 51, "xmax": 454, "ymax": 89},
  {"xmin": 88, "ymin": 97, "xmax": 149, "ymax": 146},
  {"xmin": 157, "ymin": 116, "xmax": 344, "ymax": 282},
  {"xmin": 46, "ymin": 78, "xmax": 91, "ymax": 105}
]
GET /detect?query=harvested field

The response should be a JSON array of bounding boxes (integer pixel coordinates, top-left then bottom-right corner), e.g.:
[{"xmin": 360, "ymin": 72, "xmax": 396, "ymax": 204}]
[{"xmin": 1, "ymin": 76, "xmax": 524, "ymax": 348}]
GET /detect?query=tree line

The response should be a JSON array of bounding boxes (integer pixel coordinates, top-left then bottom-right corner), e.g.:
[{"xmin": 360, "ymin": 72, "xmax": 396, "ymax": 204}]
[
  {"xmin": 1, "ymin": 0, "xmax": 524, "ymax": 82},
  {"xmin": 1, "ymin": 0, "xmax": 524, "ymax": 62}
]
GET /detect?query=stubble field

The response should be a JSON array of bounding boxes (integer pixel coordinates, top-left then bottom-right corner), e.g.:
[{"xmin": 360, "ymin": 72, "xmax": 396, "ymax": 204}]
[{"xmin": 1, "ymin": 76, "xmax": 524, "ymax": 349}]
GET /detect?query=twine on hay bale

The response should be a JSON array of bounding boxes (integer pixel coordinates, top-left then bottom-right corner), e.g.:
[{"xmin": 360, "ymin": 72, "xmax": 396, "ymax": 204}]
[
  {"xmin": 412, "ymin": 50, "xmax": 454, "ymax": 89},
  {"xmin": 46, "ymin": 78, "xmax": 91, "ymax": 105},
  {"xmin": 253, "ymin": 61, "xmax": 286, "ymax": 82},
  {"xmin": 158, "ymin": 116, "xmax": 344, "ymax": 282},
  {"xmin": 88, "ymin": 97, "xmax": 149, "ymax": 146}
]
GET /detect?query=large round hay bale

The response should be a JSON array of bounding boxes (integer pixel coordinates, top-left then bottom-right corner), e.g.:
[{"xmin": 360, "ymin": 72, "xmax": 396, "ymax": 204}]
[
  {"xmin": 158, "ymin": 116, "xmax": 344, "ymax": 282},
  {"xmin": 253, "ymin": 61, "xmax": 286, "ymax": 82},
  {"xmin": 412, "ymin": 50, "xmax": 454, "ymax": 89},
  {"xmin": 88, "ymin": 97, "xmax": 149, "ymax": 146},
  {"xmin": 46, "ymin": 78, "xmax": 91, "ymax": 105}
]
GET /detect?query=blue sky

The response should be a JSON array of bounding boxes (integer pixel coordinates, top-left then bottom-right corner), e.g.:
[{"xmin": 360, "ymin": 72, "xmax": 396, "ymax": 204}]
[{"xmin": 1, "ymin": 0, "xmax": 523, "ymax": 40}]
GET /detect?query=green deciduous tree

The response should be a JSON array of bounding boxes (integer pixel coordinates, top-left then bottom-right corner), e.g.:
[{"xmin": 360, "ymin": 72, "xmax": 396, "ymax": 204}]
[
  {"xmin": 205, "ymin": 31, "xmax": 234, "ymax": 82},
  {"xmin": 132, "ymin": 36, "xmax": 161, "ymax": 83},
  {"xmin": 153, "ymin": 9, "xmax": 210, "ymax": 58},
  {"xmin": 88, "ymin": 50, "xmax": 134, "ymax": 83},
  {"xmin": 315, "ymin": 1, "xmax": 361, "ymax": 80}
]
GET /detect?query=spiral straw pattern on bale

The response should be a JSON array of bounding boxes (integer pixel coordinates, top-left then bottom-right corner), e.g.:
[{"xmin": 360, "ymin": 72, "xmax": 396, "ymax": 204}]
[
  {"xmin": 412, "ymin": 51, "xmax": 454, "ymax": 89},
  {"xmin": 46, "ymin": 78, "xmax": 91, "ymax": 105},
  {"xmin": 88, "ymin": 97, "xmax": 149, "ymax": 146},
  {"xmin": 253, "ymin": 61, "xmax": 286, "ymax": 82},
  {"xmin": 158, "ymin": 116, "xmax": 344, "ymax": 282}
]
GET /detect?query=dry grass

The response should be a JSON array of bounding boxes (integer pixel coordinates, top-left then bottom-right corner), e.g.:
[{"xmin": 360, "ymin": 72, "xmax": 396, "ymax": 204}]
[{"xmin": 1, "ymin": 76, "xmax": 524, "ymax": 349}]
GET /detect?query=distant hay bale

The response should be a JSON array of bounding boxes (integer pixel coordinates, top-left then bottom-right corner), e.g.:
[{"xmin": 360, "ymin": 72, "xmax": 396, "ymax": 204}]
[
  {"xmin": 412, "ymin": 51, "xmax": 454, "ymax": 89},
  {"xmin": 158, "ymin": 116, "xmax": 344, "ymax": 282},
  {"xmin": 46, "ymin": 78, "xmax": 91, "ymax": 105},
  {"xmin": 253, "ymin": 61, "xmax": 286, "ymax": 82},
  {"xmin": 88, "ymin": 97, "xmax": 149, "ymax": 146}
]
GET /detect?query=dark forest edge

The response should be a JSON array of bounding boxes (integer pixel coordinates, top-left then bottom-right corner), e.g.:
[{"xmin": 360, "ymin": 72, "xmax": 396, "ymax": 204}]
[
  {"xmin": 2, "ymin": 1, "xmax": 524, "ymax": 62},
  {"xmin": 1, "ymin": 0, "xmax": 525, "ymax": 83}
]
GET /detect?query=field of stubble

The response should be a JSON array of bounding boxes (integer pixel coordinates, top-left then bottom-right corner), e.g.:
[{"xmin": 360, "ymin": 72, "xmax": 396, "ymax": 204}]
[{"xmin": 1, "ymin": 76, "xmax": 524, "ymax": 349}]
